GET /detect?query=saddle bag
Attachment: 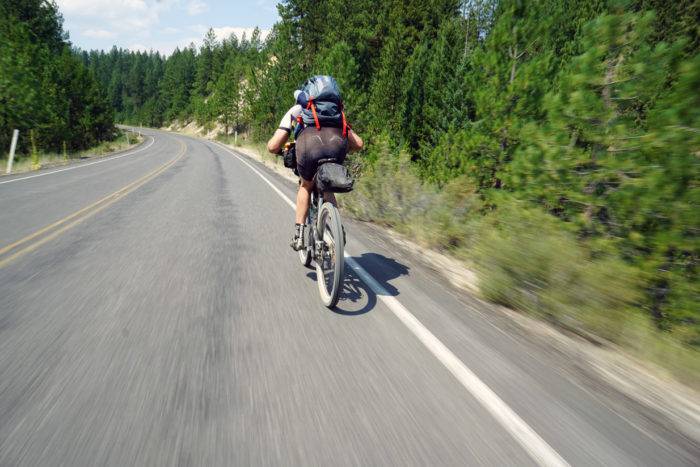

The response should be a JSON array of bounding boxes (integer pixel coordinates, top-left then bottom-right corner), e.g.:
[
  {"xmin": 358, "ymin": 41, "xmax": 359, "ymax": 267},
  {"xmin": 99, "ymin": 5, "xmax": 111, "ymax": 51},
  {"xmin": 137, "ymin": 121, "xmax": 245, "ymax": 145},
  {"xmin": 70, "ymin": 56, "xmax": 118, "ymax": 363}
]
[{"xmin": 315, "ymin": 162, "xmax": 354, "ymax": 193}]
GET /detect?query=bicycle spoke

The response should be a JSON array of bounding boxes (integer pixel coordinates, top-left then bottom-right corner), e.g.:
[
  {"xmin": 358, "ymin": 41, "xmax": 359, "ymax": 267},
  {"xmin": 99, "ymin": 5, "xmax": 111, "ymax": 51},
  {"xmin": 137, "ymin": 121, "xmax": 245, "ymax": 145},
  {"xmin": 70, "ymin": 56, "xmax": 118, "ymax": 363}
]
[{"xmin": 322, "ymin": 229, "xmax": 335, "ymax": 291}]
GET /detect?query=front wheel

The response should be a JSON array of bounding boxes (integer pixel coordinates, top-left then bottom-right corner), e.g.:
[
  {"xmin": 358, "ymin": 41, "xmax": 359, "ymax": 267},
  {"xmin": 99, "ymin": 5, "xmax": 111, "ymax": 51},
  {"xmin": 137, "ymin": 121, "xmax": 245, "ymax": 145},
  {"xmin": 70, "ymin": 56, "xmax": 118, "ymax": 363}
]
[{"xmin": 315, "ymin": 203, "xmax": 344, "ymax": 308}]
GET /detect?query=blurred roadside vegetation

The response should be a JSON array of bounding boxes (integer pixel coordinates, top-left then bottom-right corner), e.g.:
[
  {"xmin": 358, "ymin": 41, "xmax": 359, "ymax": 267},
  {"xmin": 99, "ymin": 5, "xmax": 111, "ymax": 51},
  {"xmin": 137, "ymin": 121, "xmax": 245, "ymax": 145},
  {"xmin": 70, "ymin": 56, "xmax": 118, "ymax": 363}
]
[
  {"xmin": 43, "ymin": 0, "xmax": 699, "ymax": 381},
  {"xmin": 345, "ymin": 146, "xmax": 699, "ymax": 383}
]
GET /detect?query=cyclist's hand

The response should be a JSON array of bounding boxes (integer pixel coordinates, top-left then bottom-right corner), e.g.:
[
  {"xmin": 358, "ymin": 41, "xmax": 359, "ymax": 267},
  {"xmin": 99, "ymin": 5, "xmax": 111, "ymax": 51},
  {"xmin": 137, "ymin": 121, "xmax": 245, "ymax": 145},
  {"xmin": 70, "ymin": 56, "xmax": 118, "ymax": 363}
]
[{"xmin": 282, "ymin": 142, "xmax": 294, "ymax": 156}]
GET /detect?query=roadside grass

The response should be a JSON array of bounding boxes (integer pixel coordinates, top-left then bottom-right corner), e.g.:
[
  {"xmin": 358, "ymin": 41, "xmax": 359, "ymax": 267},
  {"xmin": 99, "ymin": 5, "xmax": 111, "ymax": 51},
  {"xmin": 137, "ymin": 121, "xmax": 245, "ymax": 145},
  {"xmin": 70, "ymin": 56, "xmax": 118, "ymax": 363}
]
[
  {"xmin": 1, "ymin": 130, "xmax": 143, "ymax": 175},
  {"xmin": 343, "ymin": 143, "xmax": 700, "ymax": 387},
  {"xmin": 216, "ymin": 133, "xmax": 247, "ymax": 148}
]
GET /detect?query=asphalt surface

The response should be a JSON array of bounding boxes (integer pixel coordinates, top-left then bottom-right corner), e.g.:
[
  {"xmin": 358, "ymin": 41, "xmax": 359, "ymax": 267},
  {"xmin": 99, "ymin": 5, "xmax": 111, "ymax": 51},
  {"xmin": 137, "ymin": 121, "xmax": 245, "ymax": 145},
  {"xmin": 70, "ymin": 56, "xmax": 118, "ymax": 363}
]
[{"xmin": 0, "ymin": 129, "xmax": 697, "ymax": 466}]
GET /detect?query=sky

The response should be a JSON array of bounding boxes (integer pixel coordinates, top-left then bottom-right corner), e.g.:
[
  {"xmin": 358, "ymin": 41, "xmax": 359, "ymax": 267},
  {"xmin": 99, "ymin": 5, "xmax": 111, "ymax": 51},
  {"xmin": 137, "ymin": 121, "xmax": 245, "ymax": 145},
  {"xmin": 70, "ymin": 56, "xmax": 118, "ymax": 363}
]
[{"xmin": 55, "ymin": 0, "xmax": 279, "ymax": 56}]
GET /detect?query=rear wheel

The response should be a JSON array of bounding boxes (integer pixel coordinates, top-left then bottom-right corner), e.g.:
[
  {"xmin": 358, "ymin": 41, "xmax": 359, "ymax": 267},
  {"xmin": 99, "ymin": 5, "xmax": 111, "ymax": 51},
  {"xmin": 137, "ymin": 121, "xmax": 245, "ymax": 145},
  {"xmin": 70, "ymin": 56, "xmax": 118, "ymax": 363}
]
[{"xmin": 315, "ymin": 203, "xmax": 344, "ymax": 308}]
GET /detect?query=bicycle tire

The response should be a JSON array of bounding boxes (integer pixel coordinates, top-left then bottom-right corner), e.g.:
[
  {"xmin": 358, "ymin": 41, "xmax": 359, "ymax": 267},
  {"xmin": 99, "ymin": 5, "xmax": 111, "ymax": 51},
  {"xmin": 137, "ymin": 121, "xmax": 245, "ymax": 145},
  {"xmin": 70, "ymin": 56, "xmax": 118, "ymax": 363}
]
[
  {"xmin": 315, "ymin": 202, "xmax": 344, "ymax": 308},
  {"xmin": 298, "ymin": 221, "xmax": 312, "ymax": 267}
]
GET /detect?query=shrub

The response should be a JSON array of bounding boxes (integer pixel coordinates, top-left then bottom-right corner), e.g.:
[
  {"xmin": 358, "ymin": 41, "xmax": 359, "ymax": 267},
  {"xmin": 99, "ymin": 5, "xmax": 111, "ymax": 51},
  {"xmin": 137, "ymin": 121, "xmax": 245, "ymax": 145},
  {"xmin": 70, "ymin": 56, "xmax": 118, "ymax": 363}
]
[
  {"xmin": 344, "ymin": 138, "xmax": 431, "ymax": 227},
  {"xmin": 473, "ymin": 199, "xmax": 642, "ymax": 342}
]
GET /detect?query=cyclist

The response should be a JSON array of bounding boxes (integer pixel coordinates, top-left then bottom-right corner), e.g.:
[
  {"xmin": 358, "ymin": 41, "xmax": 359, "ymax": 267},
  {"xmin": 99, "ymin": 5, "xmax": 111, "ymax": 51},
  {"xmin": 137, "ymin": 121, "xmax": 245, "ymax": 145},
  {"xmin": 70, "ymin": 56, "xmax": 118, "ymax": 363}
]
[{"xmin": 267, "ymin": 76, "xmax": 363, "ymax": 251}]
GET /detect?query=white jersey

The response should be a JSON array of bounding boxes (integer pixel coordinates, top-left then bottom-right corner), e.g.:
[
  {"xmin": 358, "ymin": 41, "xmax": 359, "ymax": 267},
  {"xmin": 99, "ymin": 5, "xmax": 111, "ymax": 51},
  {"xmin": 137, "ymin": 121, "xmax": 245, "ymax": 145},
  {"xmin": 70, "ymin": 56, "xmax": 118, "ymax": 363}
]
[{"xmin": 278, "ymin": 105, "xmax": 302, "ymax": 132}]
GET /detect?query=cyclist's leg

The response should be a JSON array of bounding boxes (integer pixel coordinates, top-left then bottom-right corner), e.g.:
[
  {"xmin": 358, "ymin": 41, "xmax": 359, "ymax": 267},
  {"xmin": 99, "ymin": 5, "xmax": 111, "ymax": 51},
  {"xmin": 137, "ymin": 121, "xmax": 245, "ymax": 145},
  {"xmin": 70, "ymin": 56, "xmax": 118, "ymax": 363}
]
[
  {"xmin": 291, "ymin": 177, "xmax": 314, "ymax": 250},
  {"xmin": 296, "ymin": 178, "xmax": 314, "ymax": 224}
]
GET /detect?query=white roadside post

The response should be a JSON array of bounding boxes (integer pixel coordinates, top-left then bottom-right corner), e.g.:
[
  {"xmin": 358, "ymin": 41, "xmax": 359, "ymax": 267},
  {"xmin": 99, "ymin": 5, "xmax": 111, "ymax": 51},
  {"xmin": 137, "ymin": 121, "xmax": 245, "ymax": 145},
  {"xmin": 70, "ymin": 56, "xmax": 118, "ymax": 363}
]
[{"xmin": 6, "ymin": 129, "xmax": 19, "ymax": 174}]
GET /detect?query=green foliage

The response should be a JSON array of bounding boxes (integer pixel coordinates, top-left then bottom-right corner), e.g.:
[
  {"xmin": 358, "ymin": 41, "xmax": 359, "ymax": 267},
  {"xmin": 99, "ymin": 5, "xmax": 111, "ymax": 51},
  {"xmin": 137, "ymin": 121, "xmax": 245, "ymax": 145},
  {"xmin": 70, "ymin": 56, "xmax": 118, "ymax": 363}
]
[
  {"xmin": 194, "ymin": 28, "xmax": 218, "ymax": 98},
  {"xmin": 29, "ymin": 129, "xmax": 39, "ymax": 169},
  {"xmin": 506, "ymin": 10, "xmax": 699, "ymax": 343},
  {"xmin": 211, "ymin": 55, "xmax": 242, "ymax": 134},
  {"xmin": 0, "ymin": 0, "xmax": 114, "ymax": 154},
  {"xmin": 474, "ymin": 199, "xmax": 641, "ymax": 341},
  {"xmin": 344, "ymin": 137, "xmax": 432, "ymax": 227},
  {"xmin": 85, "ymin": 26, "xmax": 270, "ymax": 136}
]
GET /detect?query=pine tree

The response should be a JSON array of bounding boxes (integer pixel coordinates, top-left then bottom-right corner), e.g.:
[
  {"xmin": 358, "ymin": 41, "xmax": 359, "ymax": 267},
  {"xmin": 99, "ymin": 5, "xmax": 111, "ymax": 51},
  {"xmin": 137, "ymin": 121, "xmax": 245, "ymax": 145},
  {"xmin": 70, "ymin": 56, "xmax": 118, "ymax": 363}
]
[
  {"xmin": 212, "ymin": 56, "xmax": 243, "ymax": 135},
  {"xmin": 160, "ymin": 47, "xmax": 196, "ymax": 121},
  {"xmin": 315, "ymin": 42, "xmax": 362, "ymax": 123},
  {"xmin": 194, "ymin": 28, "xmax": 218, "ymax": 97}
]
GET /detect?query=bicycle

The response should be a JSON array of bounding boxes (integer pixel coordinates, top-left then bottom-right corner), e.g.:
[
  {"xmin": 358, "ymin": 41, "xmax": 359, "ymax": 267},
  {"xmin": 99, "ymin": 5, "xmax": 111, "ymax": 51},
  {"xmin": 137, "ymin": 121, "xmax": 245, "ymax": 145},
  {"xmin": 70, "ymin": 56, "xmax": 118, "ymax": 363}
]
[{"xmin": 283, "ymin": 143, "xmax": 346, "ymax": 308}]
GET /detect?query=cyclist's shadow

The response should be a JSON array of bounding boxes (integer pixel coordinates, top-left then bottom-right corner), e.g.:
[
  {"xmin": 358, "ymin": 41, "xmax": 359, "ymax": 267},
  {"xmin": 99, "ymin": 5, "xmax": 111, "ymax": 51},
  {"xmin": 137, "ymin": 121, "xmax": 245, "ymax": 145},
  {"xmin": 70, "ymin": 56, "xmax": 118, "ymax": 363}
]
[{"xmin": 306, "ymin": 253, "xmax": 410, "ymax": 315}]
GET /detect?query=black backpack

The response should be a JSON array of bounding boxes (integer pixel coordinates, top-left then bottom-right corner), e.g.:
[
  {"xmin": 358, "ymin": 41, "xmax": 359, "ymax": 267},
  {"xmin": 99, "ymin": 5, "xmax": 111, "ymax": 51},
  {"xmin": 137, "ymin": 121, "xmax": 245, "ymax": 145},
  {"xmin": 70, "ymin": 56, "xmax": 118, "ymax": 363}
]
[{"xmin": 296, "ymin": 75, "xmax": 348, "ymax": 137}]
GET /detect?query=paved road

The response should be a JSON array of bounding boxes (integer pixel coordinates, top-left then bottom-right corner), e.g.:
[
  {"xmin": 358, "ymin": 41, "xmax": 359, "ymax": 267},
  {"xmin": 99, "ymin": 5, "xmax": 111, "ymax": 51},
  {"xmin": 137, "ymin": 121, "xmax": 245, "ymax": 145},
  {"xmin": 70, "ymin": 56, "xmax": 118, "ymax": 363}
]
[{"xmin": 0, "ymin": 129, "xmax": 697, "ymax": 466}]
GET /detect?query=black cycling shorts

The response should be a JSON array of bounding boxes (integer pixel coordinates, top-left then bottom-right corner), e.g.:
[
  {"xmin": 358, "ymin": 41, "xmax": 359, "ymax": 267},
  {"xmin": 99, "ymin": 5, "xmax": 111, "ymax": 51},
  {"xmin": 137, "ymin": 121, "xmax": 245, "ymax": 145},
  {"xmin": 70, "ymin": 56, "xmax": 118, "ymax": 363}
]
[{"xmin": 296, "ymin": 126, "xmax": 348, "ymax": 181}]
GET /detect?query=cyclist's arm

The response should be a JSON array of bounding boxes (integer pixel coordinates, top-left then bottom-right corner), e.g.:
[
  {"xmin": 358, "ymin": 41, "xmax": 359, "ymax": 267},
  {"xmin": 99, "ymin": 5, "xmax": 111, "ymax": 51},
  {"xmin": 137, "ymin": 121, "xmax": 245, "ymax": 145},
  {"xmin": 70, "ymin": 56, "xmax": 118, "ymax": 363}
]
[
  {"xmin": 267, "ymin": 105, "xmax": 302, "ymax": 154},
  {"xmin": 267, "ymin": 129, "xmax": 289, "ymax": 154},
  {"xmin": 347, "ymin": 129, "xmax": 364, "ymax": 152}
]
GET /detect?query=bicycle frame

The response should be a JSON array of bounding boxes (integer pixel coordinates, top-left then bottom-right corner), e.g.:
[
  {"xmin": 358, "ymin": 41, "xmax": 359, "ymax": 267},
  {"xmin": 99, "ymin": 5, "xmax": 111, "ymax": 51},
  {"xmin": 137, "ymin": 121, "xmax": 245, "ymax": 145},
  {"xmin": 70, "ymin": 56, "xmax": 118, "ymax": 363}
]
[{"xmin": 307, "ymin": 188, "xmax": 325, "ymax": 260}]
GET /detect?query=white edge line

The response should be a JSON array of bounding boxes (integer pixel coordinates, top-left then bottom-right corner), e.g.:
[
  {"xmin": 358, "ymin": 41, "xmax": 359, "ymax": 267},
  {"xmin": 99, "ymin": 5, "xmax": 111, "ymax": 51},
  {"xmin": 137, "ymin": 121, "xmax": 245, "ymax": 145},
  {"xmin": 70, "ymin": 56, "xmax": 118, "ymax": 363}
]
[
  {"xmin": 0, "ymin": 135, "xmax": 156, "ymax": 185},
  {"xmin": 212, "ymin": 139, "xmax": 569, "ymax": 467},
  {"xmin": 212, "ymin": 141, "xmax": 296, "ymax": 210}
]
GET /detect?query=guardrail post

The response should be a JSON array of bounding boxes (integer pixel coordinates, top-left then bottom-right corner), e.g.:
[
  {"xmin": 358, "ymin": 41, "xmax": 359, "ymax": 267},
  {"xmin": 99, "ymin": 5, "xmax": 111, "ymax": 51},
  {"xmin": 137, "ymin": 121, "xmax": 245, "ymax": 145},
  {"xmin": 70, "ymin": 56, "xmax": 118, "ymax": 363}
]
[{"xmin": 6, "ymin": 129, "xmax": 19, "ymax": 174}]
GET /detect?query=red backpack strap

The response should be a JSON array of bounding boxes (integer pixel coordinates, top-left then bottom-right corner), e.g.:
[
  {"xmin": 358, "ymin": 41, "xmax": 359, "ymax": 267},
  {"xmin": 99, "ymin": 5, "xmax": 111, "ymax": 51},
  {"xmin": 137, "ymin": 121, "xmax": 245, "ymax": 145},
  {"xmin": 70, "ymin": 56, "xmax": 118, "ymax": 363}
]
[
  {"xmin": 306, "ymin": 97, "xmax": 321, "ymax": 130},
  {"xmin": 341, "ymin": 111, "xmax": 347, "ymax": 138}
]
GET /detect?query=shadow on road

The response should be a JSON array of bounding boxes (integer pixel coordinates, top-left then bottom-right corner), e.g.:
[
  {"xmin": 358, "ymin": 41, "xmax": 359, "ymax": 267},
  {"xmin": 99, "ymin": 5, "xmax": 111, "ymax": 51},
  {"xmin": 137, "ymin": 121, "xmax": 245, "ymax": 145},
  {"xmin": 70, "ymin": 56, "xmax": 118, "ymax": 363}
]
[
  {"xmin": 347, "ymin": 253, "xmax": 410, "ymax": 297},
  {"xmin": 307, "ymin": 269, "xmax": 376, "ymax": 315},
  {"xmin": 305, "ymin": 252, "xmax": 410, "ymax": 315}
]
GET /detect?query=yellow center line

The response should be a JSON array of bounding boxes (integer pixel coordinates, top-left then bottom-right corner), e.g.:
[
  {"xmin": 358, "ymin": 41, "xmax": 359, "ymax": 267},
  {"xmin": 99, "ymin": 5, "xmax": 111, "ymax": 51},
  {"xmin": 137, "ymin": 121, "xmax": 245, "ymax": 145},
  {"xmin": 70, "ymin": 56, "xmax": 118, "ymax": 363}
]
[{"xmin": 0, "ymin": 140, "xmax": 187, "ymax": 269}]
